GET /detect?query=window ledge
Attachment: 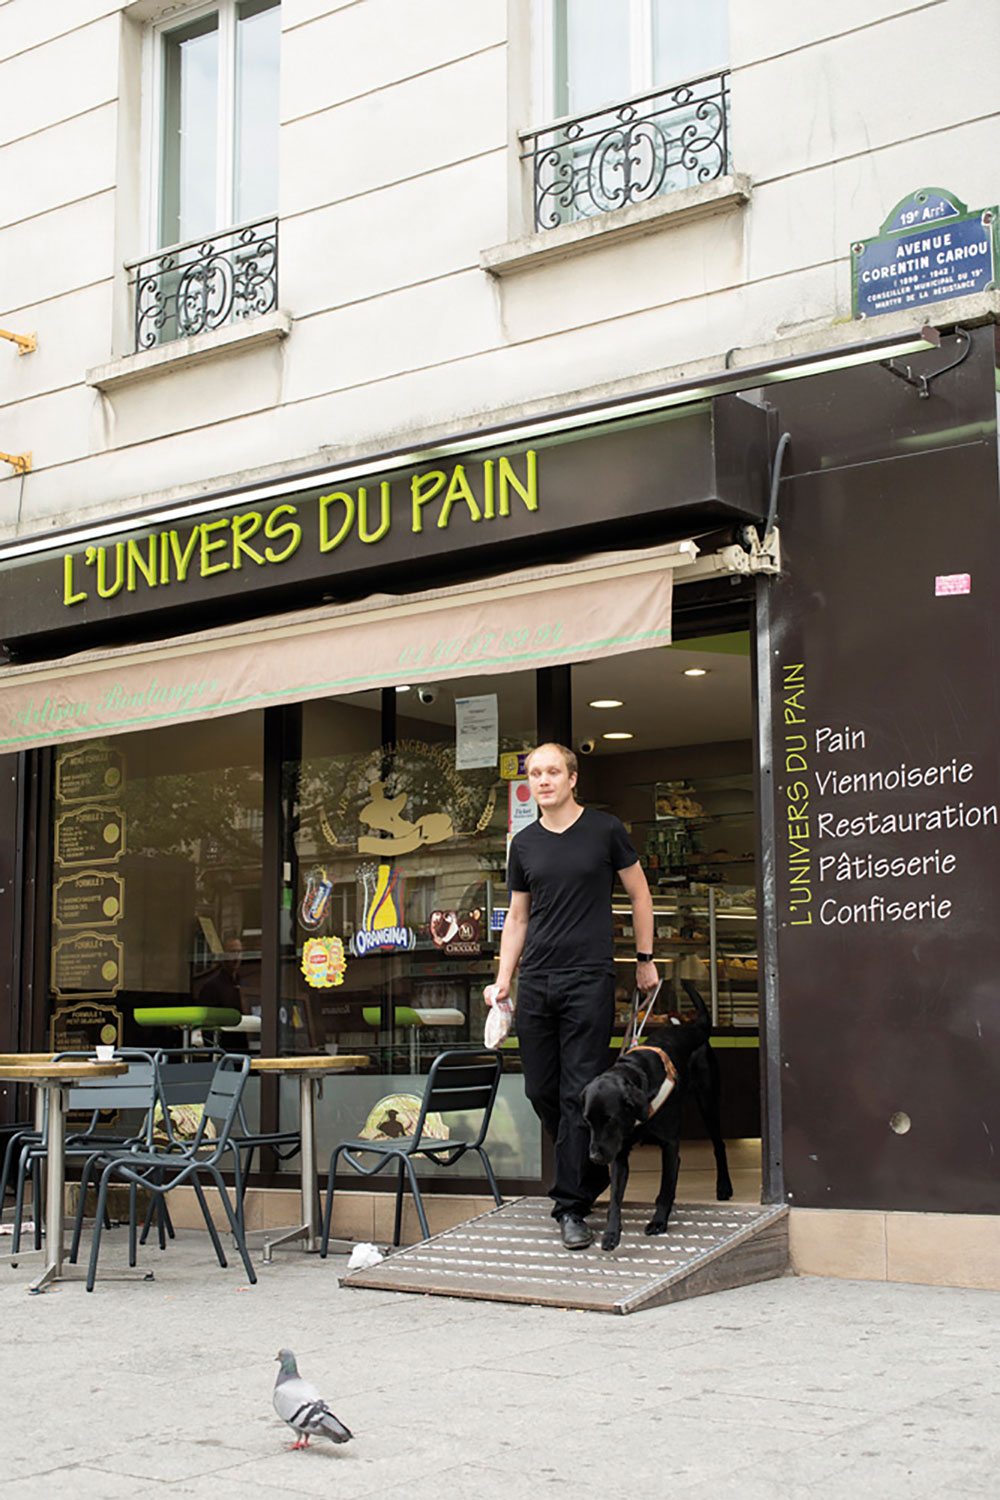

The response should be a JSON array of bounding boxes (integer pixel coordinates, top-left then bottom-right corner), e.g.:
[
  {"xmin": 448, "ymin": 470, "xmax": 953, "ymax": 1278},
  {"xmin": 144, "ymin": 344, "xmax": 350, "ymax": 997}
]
[
  {"xmin": 481, "ymin": 173, "xmax": 752, "ymax": 278},
  {"xmin": 86, "ymin": 310, "xmax": 293, "ymax": 393}
]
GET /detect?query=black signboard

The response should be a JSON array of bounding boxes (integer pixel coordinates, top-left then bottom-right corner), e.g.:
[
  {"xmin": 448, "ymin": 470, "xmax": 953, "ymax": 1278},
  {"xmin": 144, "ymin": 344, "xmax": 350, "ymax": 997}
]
[
  {"xmin": 50, "ymin": 1000, "xmax": 121, "ymax": 1052},
  {"xmin": 54, "ymin": 805, "xmax": 125, "ymax": 866},
  {"xmin": 55, "ymin": 744, "xmax": 125, "ymax": 803},
  {"xmin": 769, "ymin": 334, "xmax": 1000, "ymax": 1214},
  {"xmin": 53, "ymin": 870, "xmax": 124, "ymax": 929},
  {"xmin": 51, "ymin": 931, "xmax": 123, "ymax": 997},
  {"xmin": 0, "ymin": 397, "xmax": 769, "ymax": 649}
]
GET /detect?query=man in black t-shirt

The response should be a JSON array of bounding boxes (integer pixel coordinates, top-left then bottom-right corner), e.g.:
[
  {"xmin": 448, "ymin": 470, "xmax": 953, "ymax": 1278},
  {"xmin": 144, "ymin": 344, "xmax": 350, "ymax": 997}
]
[{"xmin": 487, "ymin": 743, "xmax": 658, "ymax": 1249}]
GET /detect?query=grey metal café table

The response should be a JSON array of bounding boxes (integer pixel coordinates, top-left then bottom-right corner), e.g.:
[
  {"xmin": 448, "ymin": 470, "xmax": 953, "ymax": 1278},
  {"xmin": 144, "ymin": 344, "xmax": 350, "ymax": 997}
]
[
  {"xmin": 0, "ymin": 1058, "xmax": 127, "ymax": 1292},
  {"xmin": 250, "ymin": 1054, "xmax": 370, "ymax": 1259}
]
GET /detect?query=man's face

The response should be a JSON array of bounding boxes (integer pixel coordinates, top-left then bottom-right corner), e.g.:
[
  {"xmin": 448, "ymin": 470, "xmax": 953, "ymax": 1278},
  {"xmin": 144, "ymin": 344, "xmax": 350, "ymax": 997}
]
[{"xmin": 527, "ymin": 747, "xmax": 577, "ymax": 812}]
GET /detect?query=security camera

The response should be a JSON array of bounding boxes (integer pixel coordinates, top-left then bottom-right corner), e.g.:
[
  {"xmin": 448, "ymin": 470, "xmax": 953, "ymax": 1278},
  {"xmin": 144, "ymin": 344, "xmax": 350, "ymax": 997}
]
[
  {"xmin": 417, "ymin": 686, "xmax": 438, "ymax": 705},
  {"xmin": 579, "ymin": 738, "xmax": 596, "ymax": 755}
]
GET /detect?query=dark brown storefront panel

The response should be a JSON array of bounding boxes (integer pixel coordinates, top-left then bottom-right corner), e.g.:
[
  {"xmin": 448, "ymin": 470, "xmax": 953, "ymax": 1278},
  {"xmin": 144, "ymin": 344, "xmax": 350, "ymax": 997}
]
[
  {"xmin": 768, "ymin": 330, "xmax": 1000, "ymax": 1214},
  {"xmin": 0, "ymin": 395, "xmax": 769, "ymax": 655}
]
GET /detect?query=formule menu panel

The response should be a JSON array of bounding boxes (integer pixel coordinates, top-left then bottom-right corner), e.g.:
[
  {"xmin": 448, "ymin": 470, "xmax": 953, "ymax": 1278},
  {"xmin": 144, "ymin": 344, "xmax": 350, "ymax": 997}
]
[{"xmin": 51, "ymin": 742, "xmax": 126, "ymax": 1002}]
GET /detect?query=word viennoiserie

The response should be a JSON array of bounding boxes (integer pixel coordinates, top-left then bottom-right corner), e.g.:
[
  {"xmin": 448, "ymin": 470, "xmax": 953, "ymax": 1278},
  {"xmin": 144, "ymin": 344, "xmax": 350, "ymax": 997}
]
[{"xmin": 62, "ymin": 450, "xmax": 539, "ymax": 608}]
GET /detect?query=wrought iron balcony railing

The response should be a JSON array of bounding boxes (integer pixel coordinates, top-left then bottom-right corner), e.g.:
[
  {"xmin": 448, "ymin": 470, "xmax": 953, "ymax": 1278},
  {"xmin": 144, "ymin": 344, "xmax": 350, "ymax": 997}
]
[
  {"xmin": 521, "ymin": 72, "xmax": 730, "ymax": 232},
  {"xmin": 128, "ymin": 218, "xmax": 278, "ymax": 353}
]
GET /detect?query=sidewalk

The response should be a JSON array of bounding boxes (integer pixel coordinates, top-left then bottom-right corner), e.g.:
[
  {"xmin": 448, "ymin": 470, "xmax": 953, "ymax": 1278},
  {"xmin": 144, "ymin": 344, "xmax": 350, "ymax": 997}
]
[{"xmin": 1, "ymin": 1224, "xmax": 998, "ymax": 1499}]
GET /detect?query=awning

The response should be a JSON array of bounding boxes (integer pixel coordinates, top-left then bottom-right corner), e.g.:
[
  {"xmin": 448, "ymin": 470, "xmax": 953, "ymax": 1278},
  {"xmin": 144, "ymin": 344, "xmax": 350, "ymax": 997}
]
[{"xmin": 0, "ymin": 541, "xmax": 693, "ymax": 752}]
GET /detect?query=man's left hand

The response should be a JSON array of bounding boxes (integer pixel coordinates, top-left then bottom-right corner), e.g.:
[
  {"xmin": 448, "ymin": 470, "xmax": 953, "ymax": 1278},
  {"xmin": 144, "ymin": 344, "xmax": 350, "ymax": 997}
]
[{"xmin": 636, "ymin": 959, "xmax": 659, "ymax": 993}]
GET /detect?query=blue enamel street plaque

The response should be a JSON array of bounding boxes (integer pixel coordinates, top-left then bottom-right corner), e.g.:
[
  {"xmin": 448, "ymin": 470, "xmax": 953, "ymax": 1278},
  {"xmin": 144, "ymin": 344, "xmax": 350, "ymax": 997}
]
[{"xmin": 852, "ymin": 187, "xmax": 998, "ymax": 319}]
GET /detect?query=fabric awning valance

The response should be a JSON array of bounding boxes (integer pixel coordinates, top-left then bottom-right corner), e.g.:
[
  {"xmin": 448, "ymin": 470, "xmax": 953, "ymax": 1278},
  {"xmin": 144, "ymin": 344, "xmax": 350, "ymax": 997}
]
[{"xmin": 0, "ymin": 541, "xmax": 692, "ymax": 752}]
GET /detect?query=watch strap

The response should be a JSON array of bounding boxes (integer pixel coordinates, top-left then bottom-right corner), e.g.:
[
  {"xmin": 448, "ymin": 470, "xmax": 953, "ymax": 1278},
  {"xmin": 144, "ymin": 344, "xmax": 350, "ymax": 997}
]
[{"xmin": 635, "ymin": 951, "xmax": 654, "ymax": 963}]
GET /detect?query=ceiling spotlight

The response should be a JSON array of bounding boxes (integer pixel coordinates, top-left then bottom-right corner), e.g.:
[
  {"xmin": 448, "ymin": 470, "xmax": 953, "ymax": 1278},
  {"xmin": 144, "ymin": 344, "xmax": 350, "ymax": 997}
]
[
  {"xmin": 589, "ymin": 698, "xmax": 624, "ymax": 708},
  {"xmin": 603, "ymin": 731, "xmax": 634, "ymax": 740},
  {"xmin": 683, "ymin": 667, "xmax": 709, "ymax": 677},
  {"xmin": 395, "ymin": 684, "xmax": 412, "ymax": 692}
]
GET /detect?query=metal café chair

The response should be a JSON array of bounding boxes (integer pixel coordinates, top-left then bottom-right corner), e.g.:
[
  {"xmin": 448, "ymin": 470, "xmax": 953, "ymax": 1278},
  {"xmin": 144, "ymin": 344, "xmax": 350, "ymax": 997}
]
[
  {"xmin": 146, "ymin": 1048, "xmax": 300, "ymax": 1241},
  {"xmin": 320, "ymin": 1049, "xmax": 504, "ymax": 1253},
  {"xmin": 70, "ymin": 1052, "xmax": 258, "ymax": 1291}
]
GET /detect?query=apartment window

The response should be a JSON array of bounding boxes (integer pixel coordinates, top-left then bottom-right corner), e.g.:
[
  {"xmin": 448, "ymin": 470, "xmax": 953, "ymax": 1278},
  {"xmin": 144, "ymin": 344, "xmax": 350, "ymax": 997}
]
[
  {"xmin": 159, "ymin": 0, "xmax": 280, "ymax": 247},
  {"xmin": 130, "ymin": 0, "xmax": 280, "ymax": 350},
  {"xmin": 524, "ymin": 0, "xmax": 730, "ymax": 230}
]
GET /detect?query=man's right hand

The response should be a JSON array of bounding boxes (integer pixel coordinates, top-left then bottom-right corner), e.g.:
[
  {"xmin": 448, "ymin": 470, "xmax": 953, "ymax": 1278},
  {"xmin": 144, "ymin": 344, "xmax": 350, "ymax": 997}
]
[{"xmin": 485, "ymin": 980, "xmax": 510, "ymax": 1007}]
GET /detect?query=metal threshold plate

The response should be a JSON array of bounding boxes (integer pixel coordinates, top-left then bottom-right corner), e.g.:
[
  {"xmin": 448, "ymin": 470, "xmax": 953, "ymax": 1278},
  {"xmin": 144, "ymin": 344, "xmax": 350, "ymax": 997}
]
[{"xmin": 341, "ymin": 1198, "xmax": 789, "ymax": 1314}]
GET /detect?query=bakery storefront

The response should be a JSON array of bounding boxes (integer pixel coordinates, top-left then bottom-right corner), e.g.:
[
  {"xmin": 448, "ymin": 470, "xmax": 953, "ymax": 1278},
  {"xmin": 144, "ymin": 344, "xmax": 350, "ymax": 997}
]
[
  {"xmin": 3, "ymin": 322, "xmax": 1000, "ymax": 1267},
  {"xmin": 0, "ymin": 394, "xmax": 772, "ymax": 1202}
]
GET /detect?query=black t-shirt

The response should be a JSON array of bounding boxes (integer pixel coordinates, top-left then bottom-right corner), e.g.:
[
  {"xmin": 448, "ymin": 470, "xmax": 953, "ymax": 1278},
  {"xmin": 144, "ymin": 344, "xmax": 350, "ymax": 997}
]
[{"xmin": 506, "ymin": 806, "xmax": 639, "ymax": 973}]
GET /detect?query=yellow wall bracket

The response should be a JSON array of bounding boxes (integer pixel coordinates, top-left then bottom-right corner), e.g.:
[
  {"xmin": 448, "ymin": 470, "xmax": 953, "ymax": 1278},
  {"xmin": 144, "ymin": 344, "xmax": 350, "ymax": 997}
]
[
  {"xmin": 0, "ymin": 451, "xmax": 31, "ymax": 475},
  {"xmin": 0, "ymin": 328, "xmax": 36, "ymax": 355}
]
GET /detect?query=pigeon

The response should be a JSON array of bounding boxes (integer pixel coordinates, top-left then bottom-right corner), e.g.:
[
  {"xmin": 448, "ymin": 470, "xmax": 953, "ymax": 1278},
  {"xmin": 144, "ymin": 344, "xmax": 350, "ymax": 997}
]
[{"xmin": 273, "ymin": 1348, "xmax": 354, "ymax": 1451}]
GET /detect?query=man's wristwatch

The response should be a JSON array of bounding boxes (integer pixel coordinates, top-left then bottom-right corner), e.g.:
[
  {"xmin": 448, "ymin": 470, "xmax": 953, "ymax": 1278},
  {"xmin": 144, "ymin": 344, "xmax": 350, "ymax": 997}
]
[{"xmin": 636, "ymin": 951, "xmax": 654, "ymax": 963}]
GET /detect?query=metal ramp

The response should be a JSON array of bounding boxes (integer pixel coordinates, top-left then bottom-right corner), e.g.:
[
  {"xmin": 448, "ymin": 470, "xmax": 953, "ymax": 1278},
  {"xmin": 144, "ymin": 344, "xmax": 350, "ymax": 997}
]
[{"xmin": 341, "ymin": 1197, "xmax": 789, "ymax": 1314}]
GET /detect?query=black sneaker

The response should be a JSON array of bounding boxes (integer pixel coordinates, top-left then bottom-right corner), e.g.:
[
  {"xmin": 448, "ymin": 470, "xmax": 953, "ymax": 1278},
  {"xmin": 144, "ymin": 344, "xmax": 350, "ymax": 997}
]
[{"xmin": 559, "ymin": 1215, "xmax": 594, "ymax": 1250}]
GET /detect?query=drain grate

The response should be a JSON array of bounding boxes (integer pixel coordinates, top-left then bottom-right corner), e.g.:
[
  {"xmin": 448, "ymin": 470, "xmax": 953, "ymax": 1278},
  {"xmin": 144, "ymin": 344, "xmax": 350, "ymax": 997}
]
[{"xmin": 341, "ymin": 1198, "xmax": 789, "ymax": 1313}]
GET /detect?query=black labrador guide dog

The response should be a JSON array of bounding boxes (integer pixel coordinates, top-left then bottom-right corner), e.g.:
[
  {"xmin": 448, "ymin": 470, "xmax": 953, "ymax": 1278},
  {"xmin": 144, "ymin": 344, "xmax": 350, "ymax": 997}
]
[{"xmin": 582, "ymin": 980, "xmax": 733, "ymax": 1251}]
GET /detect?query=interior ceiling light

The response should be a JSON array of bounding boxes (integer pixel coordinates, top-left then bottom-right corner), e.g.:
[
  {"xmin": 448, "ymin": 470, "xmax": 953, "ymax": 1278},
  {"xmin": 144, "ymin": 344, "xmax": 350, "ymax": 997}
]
[
  {"xmin": 589, "ymin": 698, "xmax": 624, "ymax": 708},
  {"xmin": 603, "ymin": 731, "xmax": 634, "ymax": 740},
  {"xmin": 683, "ymin": 667, "xmax": 709, "ymax": 677},
  {"xmin": 396, "ymin": 684, "xmax": 411, "ymax": 692}
]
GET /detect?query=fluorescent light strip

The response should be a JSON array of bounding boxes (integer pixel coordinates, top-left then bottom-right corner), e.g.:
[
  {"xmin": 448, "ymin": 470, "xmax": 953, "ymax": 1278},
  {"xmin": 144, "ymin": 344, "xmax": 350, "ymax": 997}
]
[{"xmin": 0, "ymin": 328, "xmax": 940, "ymax": 563}]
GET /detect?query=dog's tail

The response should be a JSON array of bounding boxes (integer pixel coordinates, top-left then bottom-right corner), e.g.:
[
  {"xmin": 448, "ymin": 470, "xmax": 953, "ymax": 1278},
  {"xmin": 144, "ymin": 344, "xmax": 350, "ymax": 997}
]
[{"xmin": 678, "ymin": 979, "xmax": 713, "ymax": 1055}]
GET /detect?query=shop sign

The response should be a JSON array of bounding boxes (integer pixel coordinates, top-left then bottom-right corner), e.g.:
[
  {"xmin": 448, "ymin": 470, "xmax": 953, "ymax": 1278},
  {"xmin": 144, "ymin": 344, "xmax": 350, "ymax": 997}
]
[
  {"xmin": 357, "ymin": 780, "xmax": 455, "ymax": 856},
  {"xmin": 0, "ymin": 396, "xmax": 769, "ymax": 648},
  {"xmin": 325, "ymin": 740, "xmax": 497, "ymax": 856},
  {"xmin": 852, "ymin": 187, "xmax": 998, "ymax": 319},
  {"xmin": 499, "ymin": 751, "xmax": 530, "ymax": 779}
]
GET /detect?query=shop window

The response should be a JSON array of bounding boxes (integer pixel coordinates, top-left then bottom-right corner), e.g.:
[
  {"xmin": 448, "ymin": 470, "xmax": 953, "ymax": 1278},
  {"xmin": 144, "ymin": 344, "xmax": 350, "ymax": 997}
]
[
  {"xmin": 130, "ymin": 0, "xmax": 280, "ymax": 351},
  {"xmin": 524, "ymin": 0, "xmax": 730, "ymax": 230},
  {"xmin": 282, "ymin": 677, "xmax": 542, "ymax": 1183},
  {"xmin": 46, "ymin": 712, "xmax": 265, "ymax": 1059}
]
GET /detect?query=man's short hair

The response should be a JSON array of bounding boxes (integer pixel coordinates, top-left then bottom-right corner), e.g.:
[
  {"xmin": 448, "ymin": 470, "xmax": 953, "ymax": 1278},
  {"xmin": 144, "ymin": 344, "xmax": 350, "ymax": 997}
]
[{"xmin": 526, "ymin": 742, "xmax": 578, "ymax": 777}]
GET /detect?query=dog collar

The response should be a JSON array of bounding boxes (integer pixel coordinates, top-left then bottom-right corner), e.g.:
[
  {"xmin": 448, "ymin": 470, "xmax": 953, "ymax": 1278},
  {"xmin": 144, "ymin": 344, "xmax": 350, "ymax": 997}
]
[{"xmin": 624, "ymin": 1044, "xmax": 677, "ymax": 1117}]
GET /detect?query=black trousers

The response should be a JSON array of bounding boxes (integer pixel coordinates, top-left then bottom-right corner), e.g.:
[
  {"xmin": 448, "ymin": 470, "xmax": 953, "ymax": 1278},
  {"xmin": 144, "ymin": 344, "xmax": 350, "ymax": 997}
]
[{"xmin": 516, "ymin": 967, "xmax": 616, "ymax": 1220}]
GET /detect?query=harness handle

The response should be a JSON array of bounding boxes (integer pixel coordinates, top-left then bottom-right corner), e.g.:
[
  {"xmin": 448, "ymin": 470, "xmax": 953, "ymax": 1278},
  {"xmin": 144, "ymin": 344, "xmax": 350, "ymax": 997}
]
[{"xmin": 622, "ymin": 980, "xmax": 663, "ymax": 1052}]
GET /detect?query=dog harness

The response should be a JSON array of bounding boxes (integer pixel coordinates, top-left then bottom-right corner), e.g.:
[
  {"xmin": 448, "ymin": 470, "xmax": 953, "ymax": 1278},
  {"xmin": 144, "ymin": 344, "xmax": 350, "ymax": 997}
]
[{"xmin": 623, "ymin": 1044, "xmax": 677, "ymax": 1118}]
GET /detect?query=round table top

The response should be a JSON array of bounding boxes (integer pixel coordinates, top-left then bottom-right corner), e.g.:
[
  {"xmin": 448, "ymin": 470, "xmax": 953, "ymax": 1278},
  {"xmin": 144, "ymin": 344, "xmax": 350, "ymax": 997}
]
[
  {"xmin": 0, "ymin": 1060, "xmax": 127, "ymax": 1082},
  {"xmin": 251, "ymin": 1054, "xmax": 370, "ymax": 1074}
]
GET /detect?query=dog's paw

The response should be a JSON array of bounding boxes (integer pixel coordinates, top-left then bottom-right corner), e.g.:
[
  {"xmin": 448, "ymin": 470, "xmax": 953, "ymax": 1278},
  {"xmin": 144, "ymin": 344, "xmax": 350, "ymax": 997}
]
[
  {"xmin": 601, "ymin": 1229, "xmax": 621, "ymax": 1252},
  {"xmin": 716, "ymin": 1182, "xmax": 734, "ymax": 1202},
  {"xmin": 645, "ymin": 1216, "xmax": 669, "ymax": 1236}
]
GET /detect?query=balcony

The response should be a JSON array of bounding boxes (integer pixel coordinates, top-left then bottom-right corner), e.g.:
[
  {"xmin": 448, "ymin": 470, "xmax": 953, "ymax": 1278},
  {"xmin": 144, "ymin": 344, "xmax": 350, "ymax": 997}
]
[
  {"xmin": 521, "ymin": 72, "xmax": 730, "ymax": 232},
  {"xmin": 128, "ymin": 218, "xmax": 278, "ymax": 353}
]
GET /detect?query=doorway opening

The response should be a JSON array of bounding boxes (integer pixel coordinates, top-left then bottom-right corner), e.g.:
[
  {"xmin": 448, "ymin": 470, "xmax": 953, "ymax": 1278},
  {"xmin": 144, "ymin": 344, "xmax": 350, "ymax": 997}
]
[{"xmin": 569, "ymin": 627, "xmax": 763, "ymax": 1209}]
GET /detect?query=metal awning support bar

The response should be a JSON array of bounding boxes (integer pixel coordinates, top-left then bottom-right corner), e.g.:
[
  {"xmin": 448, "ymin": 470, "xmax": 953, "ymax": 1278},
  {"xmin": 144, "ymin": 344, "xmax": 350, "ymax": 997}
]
[{"xmin": 677, "ymin": 527, "xmax": 781, "ymax": 582}]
